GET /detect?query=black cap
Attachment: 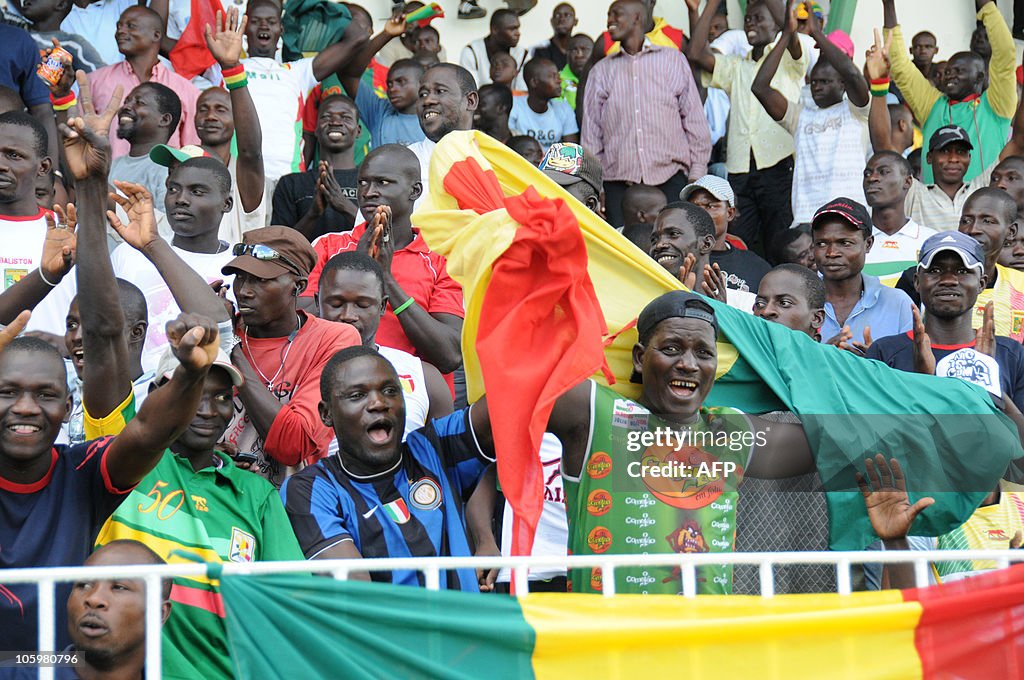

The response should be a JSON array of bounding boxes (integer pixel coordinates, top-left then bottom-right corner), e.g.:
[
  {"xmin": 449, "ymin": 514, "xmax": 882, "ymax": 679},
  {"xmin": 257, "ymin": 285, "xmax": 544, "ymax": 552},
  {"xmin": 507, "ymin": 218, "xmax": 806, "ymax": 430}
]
[
  {"xmin": 928, "ymin": 125, "xmax": 973, "ymax": 152},
  {"xmin": 631, "ymin": 291, "xmax": 718, "ymax": 383},
  {"xmin": 811, "ymin": 197, "xmax": 872, "ymax": 238}
]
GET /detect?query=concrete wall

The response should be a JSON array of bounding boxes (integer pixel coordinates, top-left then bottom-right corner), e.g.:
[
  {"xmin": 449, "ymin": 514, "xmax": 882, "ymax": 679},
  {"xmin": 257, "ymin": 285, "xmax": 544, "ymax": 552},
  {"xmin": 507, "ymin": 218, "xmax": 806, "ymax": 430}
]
[{"xmin": 361, "ymin": 0, "xmax": 1009, "ymax": 70}]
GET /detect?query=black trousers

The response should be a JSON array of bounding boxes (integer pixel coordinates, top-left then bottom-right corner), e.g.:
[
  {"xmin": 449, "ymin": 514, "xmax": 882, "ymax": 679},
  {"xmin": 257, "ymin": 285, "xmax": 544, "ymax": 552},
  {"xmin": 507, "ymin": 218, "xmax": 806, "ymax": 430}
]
[
  {"xmin": 728, "ymin": 156, "xmax": 794, "ymax": 252},
  {"xmin": 603, "ymin": 170, "xmax": 691, "ymax": 228}
]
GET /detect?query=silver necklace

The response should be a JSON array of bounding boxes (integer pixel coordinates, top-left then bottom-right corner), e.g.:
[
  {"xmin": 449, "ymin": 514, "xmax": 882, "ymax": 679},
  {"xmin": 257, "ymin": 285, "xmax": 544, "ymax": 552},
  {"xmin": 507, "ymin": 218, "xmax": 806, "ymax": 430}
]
[{"xmin": 243, "ymin": 313, "xmax": 302, "ymax": 389}]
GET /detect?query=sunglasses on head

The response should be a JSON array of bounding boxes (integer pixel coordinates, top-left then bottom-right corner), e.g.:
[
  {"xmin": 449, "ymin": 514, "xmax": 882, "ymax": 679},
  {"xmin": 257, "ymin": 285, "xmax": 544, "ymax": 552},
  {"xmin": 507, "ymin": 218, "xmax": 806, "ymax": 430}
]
[{"xmin": 232, "ymin": 243, "xmax": 302, "ymax": 275}]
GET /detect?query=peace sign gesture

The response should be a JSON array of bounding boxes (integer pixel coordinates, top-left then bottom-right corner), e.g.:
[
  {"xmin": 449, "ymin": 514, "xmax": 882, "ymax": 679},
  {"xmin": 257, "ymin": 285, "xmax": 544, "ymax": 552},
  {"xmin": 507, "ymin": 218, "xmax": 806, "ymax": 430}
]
[{"xmin": 60, "ymin": 71, "xmax": 122, "ymax": 180}]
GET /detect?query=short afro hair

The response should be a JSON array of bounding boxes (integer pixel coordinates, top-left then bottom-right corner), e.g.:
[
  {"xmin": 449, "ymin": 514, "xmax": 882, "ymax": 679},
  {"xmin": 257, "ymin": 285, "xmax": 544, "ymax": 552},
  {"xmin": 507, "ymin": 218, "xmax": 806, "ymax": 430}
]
[
  {"xmin": 424, "ymin": 63, "xmax": 477, "ymax": 97},
  {"xmin": 320, "ymin": 251, "xmax": 385, "ymax": 298},
  {"xmin": 135, "ymin": 82, "xmax": 182, "ymax": 134},
  {"xmin": 320, "ymin": 345, "xmax": 396, "ymax": 401},
  {"xmin": 0, "ymin": 110, "xmax": 48, "ymax": 159},
  {"xmin": 478, "ymin": 83, "xmax": 513, "ymax": 112},
  {"xmin": 770, "ymin": 263, "xmax": 826, "ymax": 310},
  {"xmin": 171, "ymin": 156, "xmax": 232, "ymax": 196},
  {"xmin": 658, "ymin": 201, "xmax": 716, "ymax": 242}
]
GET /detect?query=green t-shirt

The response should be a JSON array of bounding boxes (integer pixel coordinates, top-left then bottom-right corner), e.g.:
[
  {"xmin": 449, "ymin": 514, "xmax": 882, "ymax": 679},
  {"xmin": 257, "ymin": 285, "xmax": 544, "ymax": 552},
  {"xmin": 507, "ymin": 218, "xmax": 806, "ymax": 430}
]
[
  {"xmin": 564, "ymin": 383, "xmax": 754, "ymax": 595},
  {"xmin": 97, "ymin": 450, "xmax": 303, "ymax": 679},
  {"xmin": 559, "ymin": 63, "xmax": 580, "ymax": 111}
]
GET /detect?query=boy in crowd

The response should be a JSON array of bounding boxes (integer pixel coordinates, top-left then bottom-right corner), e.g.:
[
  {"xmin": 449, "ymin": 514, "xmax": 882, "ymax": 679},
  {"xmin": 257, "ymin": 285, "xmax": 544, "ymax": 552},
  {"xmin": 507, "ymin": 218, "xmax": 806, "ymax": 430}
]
[
  {"xmin": 474, "ymin": 83, "xmax": 514, "ymax": 144},
  {"xmin": 509, "ymin": 58, "xmax": 579, "ymax": 153}
]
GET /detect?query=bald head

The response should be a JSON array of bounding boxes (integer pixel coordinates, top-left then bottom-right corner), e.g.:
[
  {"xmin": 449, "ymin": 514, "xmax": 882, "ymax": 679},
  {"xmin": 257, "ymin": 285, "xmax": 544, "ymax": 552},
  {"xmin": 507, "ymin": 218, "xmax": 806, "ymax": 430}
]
[{"xmin": 358, "ymin": 144, "xmax": 423, "ymax": 223}]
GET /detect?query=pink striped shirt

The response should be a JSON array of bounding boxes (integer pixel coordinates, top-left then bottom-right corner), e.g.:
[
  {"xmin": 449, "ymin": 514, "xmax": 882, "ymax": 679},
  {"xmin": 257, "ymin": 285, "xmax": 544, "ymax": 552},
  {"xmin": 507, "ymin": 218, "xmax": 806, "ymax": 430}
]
[
  {"xmin": 582, "ymin": 43, "xmax": 710, "ymax": 185},
  {"xmin": 87, "ymin": 60, "xmax": 201, "ymax": 159}
]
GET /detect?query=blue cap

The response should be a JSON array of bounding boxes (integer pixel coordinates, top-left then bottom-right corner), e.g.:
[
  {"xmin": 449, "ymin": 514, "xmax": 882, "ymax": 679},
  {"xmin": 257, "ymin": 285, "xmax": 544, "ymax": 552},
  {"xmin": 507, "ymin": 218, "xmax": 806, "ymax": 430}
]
[{"xmin": 917, "ymin": 232, "xmax": 985, "ymax": 271}]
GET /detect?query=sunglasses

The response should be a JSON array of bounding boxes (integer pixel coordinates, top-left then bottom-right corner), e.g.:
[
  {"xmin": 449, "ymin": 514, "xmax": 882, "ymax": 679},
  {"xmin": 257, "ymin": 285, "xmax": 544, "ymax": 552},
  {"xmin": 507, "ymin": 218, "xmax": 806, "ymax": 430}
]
[{"xmin": 232, "ymin": 243, "xmax": 302, "ymax": 275}]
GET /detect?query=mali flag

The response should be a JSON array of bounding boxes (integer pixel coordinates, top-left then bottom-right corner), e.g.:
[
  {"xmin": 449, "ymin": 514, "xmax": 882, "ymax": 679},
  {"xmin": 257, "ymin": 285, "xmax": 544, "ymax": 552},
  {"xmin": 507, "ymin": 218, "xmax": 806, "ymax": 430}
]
[
  {"xmin": 220, "ymin": 563, "xmax": 1024, "ymax": 679},
  {"xmin": 169, "ymin": 0, "xmax": 225, "ymax": 80},
  {"xmin": 413, "ymin": 131, "xmax": 1023, "ymax": 552}
]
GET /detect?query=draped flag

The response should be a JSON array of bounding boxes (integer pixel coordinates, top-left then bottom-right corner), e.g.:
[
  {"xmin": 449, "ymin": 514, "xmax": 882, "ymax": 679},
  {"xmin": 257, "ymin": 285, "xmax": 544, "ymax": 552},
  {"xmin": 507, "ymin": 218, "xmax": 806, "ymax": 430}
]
[
  {"xmin": 169, "ymin": 0, "xmax": 225, "ymax": 80},
  {"xmin": 413, "ymin": 131, "xmax": 1022, "ymax": 552},
  {"xmin": 221, "ymin": 563, "xmax": 1024, "ymax": 679}
]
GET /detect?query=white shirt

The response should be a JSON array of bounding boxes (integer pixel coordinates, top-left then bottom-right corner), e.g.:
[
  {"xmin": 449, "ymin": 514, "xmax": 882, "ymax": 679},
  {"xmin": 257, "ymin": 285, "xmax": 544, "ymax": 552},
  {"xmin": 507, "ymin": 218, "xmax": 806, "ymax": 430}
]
[
  {"xmin": 0, "ymin": 210, "xmax": 75, "ymax": 336},
  {"xmin": 240, "ymin": 56, "xmax": 319, "ymax": 183},
  {"xmin": 497, "ymin": 433, "xmax": 568, "ymax": 583},
  {"xmin": 220, "ymin": 155, "xmax": 268, "ymax": 244},
  {"xmin": 408, "ymin": 137, "xmax": 436, "ymax": 210},
  {"xmin": 61, "ymin": 0, "xmax": 136, "ymax": 66},
  {"xmin": 782, "ymin": 95, "xmax": 870, "ymax": 223},
  {"xmin": 109, "ymin": 243, "xmax": 235, "ymax": 372},
  {"xmin": 866, "ymin": 219, "xmax": 937, "ymax": 287}
]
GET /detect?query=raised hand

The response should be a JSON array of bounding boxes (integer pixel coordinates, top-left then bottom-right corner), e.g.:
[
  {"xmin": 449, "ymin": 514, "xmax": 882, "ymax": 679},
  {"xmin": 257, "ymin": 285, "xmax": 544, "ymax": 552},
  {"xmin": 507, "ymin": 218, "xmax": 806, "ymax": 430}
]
[
  {"xmin": 784, "ymin": 0, "xmax": 799, "ymax": 35},
  {"xmin": 319, "ymin": 163, "xmax": 357, "ymax": 215},
  {"xmin": 910, "ymin": 305, "xmax": 936, "ymax": 375},
  {"xmin": 43, "ymin": 38, "xmax": 76, "ymax": 98},
  {"xmin": 0, "ymin": 311, "xmax": 31, "ymax": 352},
  {"xmin": 825, "ymin": 325, "xmax": 853, "ymax": 347},
  {"xmin": 383, "ymin": 12, "xmax": 407, "ymax": 38},
  {"xmin": 106, "ymin": 181, "xmax": 160, "ymax": 252},
  {"xmin": 165, "ymin": 313, "xmax": 220, "ymax": 374},
  {"xmin": 683, "ymin": 0, "xmax": 700, "ymax": 13},
  {"xmin": 799, "ymin": 1, "xmax": 821, "ymax": 36},
  {"xmin": 975, "ymin": 301, "xmax": 996, "ymax": 358},
  {"xmin": 41, "ymin": 206, "xmax": 78, "ymax": 282},
  {"xmin": 865, "ymin": 28, "xmax": 892, "ymax": 81},
  {"xmin": 60, "ymin": 71, "xmax": 122, "ymax": 180},
  {"xmin": 204, "ymin": 7, "xmax": 247, "ymax": 69},
  {"xmin": 856, "ymin": 454, "xmax": 935, "ymax": 541},
  {"xmin": 358, "ymin": 205, "xmax": 394, "ymax": 269},
  {"xmin": 701, "ymin": 262, "xmax": 729, "ymax": 303},
  {"xmin": 677, "ymin": 252, "xmax": 699, "ymax": 291}
]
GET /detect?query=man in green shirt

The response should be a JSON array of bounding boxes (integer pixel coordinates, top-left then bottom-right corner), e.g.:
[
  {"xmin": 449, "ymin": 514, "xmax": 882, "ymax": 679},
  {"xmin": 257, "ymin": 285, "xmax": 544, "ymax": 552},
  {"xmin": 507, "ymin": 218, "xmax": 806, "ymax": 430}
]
[
  {"xmin": 884, "ymin": 0, "xmax": 1016, "ymax": 184},
  {"xmin": 97, "ymin": 349, "xmax": 304, "ymax": 680},
  {"xmin": 558, "ymin": 33, "xmax": 592, "ymax": 111}
]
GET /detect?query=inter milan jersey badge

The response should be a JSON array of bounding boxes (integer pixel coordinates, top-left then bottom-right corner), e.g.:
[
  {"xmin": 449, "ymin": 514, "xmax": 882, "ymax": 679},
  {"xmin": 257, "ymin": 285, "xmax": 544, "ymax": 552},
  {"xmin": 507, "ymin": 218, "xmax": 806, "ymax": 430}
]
[{"xmin": 409, "ymin": 478, "xmax": 442, "ymax": 511}]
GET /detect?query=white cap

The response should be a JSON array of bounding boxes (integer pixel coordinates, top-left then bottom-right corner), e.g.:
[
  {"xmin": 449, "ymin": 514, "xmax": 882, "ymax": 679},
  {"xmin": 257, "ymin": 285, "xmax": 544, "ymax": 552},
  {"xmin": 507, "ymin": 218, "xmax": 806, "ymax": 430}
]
[
  {"xmin": 154, "ymin": 347, "xmax": 243, "ymax": 387},
  {"xmin": 679, "ymin": 175, "xmax": 735, "ymax": 207}
]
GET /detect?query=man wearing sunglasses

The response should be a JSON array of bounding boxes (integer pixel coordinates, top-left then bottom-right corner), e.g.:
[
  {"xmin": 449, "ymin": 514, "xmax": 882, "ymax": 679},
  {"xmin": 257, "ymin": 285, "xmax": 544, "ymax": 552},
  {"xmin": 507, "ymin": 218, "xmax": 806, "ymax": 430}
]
[{"xmin": 222, "ymin": 227, "xmax": 361, "ymax": 486}]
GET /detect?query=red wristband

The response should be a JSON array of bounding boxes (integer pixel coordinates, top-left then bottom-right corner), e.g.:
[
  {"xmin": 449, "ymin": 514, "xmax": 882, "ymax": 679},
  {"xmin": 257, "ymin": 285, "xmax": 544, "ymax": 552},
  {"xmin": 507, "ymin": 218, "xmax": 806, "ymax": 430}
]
[
  {"xmin": 50, "ymin": 92, "xmax": 75, "ymax": 107},
  {"xmin": 221, "ymin": 64, "xmax": 245, "ymax": 78}
]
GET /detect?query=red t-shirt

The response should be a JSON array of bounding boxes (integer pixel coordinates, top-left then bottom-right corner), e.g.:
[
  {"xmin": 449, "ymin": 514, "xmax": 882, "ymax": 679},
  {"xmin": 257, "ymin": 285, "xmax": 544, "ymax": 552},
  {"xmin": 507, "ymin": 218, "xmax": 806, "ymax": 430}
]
[
  {"xmin": 224, "ymin": 312, "xmax": 359, "ymax": 478},
  {"xmin": 305, "ymin": 223, "xmax": 465, "ymax": 360}
]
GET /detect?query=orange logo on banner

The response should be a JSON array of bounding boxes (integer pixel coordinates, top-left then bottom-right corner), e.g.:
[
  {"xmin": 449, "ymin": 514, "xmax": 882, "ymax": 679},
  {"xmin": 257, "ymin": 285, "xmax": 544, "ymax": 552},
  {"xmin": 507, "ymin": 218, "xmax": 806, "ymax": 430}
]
[
  {"xmin": 586, "ymin": 489, "xmax": 612, "ymax": 516},
  {"xmin": 586, "ymin": 452, "xmax": 612, "ymax": 479},
  {"xmin": 587, "ymin": 526, "xmax": 613, "ymax": 553}
]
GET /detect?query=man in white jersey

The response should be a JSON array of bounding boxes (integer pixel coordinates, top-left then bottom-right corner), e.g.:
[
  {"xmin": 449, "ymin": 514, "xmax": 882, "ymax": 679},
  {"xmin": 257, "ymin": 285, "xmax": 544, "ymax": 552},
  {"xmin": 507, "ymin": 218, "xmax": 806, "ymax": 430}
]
[
  {"xmin": 316, "ymin": 250, "xmax": 453, "ymax": 448},
  {"xmin": 863, "ymin": 151, "xmax": 936, "ymax": 287},
  {"xmin": 240, "ymin": 0, "xmax": 368, "ymax": 193},
  {"xmin": 0, "ymin": 110, "xmax": 70, "ymax": 338}
]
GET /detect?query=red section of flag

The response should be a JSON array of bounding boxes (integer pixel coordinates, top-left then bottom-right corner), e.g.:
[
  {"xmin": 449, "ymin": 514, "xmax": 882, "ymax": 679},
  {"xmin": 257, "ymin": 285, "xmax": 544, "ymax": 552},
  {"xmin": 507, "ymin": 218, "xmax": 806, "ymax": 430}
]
[
  {"xmin": 169, "ymin": 0, "xmax": 226, "ymax": 80},
  {"xmin": 443, "ymin": 157, "xmax": 609, "ymax": 560},
  {"xmin": 171, "ymin": 582, "xmax": 226, "ymax": 617},
  {"xmin": 903, "ymin": 562, "xmax": 1024, "ymax": 678}
]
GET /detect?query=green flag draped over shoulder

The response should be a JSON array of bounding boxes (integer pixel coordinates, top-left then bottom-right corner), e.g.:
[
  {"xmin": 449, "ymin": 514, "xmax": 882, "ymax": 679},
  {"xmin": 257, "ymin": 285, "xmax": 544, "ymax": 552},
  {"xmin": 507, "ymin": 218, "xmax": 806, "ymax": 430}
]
[{"xmin": 704, "ymin": 299, "xmax": 1023, "ymax": 550}]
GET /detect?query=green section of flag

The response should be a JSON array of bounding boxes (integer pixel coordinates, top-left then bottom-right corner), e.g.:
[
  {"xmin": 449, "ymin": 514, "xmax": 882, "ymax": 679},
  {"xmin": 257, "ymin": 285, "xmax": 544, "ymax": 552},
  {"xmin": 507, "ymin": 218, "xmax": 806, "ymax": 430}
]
[
  {"xmin": 706, "ymin": 299, "xmax": 1022, "ymax": 550},
  {"xmin": 221, "ymin": 574, "xmax": 537, "ymax": 680}
]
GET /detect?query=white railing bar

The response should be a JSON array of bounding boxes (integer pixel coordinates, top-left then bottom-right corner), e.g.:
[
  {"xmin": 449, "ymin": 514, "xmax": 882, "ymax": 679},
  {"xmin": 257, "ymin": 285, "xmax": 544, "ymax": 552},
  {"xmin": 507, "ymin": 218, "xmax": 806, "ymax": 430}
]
[
  {"xmin": 836, "ymin": 559, "xmax": 851, "ymax": 595},
  {"xmin": 759, "ymin": 561, "xmax": 774, "ymax": 598},
  {"xmin": 512, "ymin": 567, "xmax": 529, "ymax": 595},
  {"xmin": 682, "ymin": 563, "xmax": 697, "ymax": 598},
  {"xmin": 601, "ymin": 562, "xmax": 615, "ymax": 597},
  {"xmin": 914, "ymin": 559, "xmax": 930, "ymax": 588},
  {"xmin": 38, "ymin": 578, "xmax": 55, "ymax": 680},
  {"xmin": 424, "ymin": 567, "xmax": 440, "ymax": 591},
  {"xmin": 331, "ymin": 567, "xmax": 350, "ymax": 581},
  {"xmin": 144, "ymin": 574, "xmax": 163, "ymax": 680},
  {"xmin": 6, "ymin": 550, "xmax": 1024, "ymax": 584}
]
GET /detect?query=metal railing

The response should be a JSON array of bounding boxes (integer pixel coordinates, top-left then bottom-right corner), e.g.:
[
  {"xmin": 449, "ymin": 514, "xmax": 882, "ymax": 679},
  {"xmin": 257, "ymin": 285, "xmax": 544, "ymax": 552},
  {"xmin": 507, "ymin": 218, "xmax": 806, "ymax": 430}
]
[{"xmin": 5, "ymin": 549, "xmax": 1024, "ymax": 680}]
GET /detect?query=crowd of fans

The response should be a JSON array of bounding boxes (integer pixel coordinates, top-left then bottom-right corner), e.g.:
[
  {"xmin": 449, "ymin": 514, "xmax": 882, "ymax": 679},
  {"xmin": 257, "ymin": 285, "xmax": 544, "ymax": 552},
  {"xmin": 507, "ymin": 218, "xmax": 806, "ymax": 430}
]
[{"xmin": 1, "ymin": 0, "xmax": 1024, "ymax": 675}]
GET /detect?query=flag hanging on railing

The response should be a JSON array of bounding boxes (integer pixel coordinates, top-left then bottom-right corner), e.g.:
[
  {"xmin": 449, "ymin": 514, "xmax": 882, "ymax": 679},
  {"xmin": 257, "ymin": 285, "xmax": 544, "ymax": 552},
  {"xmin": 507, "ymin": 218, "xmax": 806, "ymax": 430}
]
[
  {"xmin": 220, "ymin": 562, "xmax": 1024, "ymax": 679},
  {"xmin": 412, "ymin": 131, "xmax": 1023, "ymax": 553}
]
